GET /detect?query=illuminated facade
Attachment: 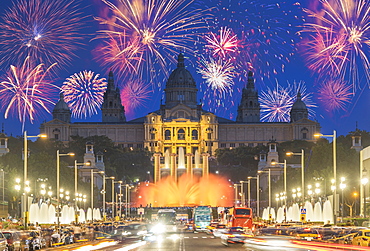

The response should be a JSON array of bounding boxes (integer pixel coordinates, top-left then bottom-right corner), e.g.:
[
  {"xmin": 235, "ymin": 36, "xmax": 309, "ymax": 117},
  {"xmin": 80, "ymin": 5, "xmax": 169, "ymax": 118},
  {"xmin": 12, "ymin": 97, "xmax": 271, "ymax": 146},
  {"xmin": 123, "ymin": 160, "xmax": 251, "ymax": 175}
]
[{"xmin": 41, "ymin": 53, "xmax": 320, "ymax": 183}]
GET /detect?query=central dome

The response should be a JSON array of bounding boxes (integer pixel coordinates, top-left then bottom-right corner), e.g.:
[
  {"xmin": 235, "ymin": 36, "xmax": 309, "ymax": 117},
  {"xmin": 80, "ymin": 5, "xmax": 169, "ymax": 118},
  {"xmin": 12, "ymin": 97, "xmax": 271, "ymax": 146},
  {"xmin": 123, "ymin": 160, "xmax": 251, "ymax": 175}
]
[
  {"xmin": 164, "ymin": 53, "xmax": 198, "ymax": 109},
  {"xmin": 166, "ymin": 53, "xmax": 196, "ymax": 88}
]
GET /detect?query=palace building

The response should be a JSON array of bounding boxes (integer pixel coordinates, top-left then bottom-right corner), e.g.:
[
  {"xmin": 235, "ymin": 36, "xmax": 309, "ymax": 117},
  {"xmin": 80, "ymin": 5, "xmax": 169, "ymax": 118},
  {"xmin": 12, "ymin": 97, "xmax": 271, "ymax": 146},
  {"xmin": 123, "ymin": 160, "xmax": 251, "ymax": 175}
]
[{"xmin": 40, "ymin": 53, "xmax": 320, "ymax": 183}]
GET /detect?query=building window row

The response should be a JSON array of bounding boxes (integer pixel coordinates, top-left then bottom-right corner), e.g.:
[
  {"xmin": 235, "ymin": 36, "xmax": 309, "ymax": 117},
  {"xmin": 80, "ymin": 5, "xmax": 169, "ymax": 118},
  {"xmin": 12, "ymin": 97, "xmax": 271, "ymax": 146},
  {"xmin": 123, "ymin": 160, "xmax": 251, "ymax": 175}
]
[{"xmin": 219, "ymin": 142, "xmax": 265, "ymax": 148}]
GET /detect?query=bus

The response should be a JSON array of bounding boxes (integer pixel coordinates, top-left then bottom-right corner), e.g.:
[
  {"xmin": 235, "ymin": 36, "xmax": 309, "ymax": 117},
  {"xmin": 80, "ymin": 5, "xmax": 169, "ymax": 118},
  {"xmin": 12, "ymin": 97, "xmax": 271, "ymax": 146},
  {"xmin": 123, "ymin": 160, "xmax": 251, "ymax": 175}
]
[
  {"xmin": 157, "ymin": 209, "xmax": 176, "ymax": 224},
  {"xmin": 151, "ymin": 209, "xmax": 177, "ymax": 233},
  {"xmin": 192, "ymin": 206, "xmax": 212, "ymax": 232},
  {"xmin": 226, "ymin": 207, "xmax": 253, "ymax": 229}
]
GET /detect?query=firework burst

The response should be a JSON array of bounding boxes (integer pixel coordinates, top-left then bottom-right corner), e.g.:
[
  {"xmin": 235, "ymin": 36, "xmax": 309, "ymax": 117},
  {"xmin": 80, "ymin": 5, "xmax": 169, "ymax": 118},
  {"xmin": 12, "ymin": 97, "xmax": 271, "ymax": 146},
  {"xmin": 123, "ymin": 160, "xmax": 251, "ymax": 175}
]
[
  {"xmin": 95, "ymin": 0, "xmax": 211, "ymax": 82},
  {"xmin": 259, "ymin": 81, "xmax": 316, "ymax": 122},
  {"xmin": 197, "ymin": 57, "xmax": 236, "ymax": 96},
  {"xmin": 317, "ymin": 79, "xmax": 353, "ymax": 113},
  {"xmin": 62, "ymin": 71, "xmax": 107, "ymax": 119},
  {"xmin": 301, "ymin": 0, "xmax": 370, "ymax": 93},
  {"xmin": 120, "ymin": 80, "xmax": 152, "ymax": 118},
  {"xmin": 0, "ymin": 57, "xmax": 58, "ymax": 126},
  {"xmin": 0, "ymin": 0, "xmax": 85, "ymax": 71},
  {"xmin": 205, "ymin": 27, "xmax": 239, "ymax": 58}
]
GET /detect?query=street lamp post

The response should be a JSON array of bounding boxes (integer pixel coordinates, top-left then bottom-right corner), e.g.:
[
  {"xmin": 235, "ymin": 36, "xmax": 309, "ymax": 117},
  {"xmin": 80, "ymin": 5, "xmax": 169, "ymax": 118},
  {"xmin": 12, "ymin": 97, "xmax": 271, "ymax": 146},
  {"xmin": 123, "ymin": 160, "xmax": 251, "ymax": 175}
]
[
  {"xmin": 286, "ymin": 149, "xmax": 305, "ymax": 200},
  {"xmin": 102, "ymin": 176, "xmax": 114, "ymax": 220},
  {"xmin": 90, "ymin": 169, "xmax": 104, "ymax": 211},
  {"xmin": 248, "ymin": 176, "xmax": 257, "ymax": 213},
  {"xmin": 271, "ymin": 160, "xmax": 287, "ymax": 206},
  {"xmin": 240, "ymin": 181, "xmax": 246, "ymax": 207},
  {"xmin": 362, "ymin": 170, "xmax": 368, "ymax": 217},
  {"xmin": 56, "ymin": 150, "xmax": 74, "ymax": 230},
  {"xmin": 74, "ymin": 160, "xmax": 90, "ymax": 202},
  {"xmin": 23, "ymin": 131, "xmax": 46, "ymax": 228},
  {"xmin": 118, "ymin": 181, "xmax": 123, "ymax": 219},
  {"xmin": 315, "ymin": 130, "xmax": 337, "ymax": 224},
  {"xmin": 340, "ymin": 177, "xmax": 346, "ymax": 218},
  {"xmin": 258, "ymin": 169, "xmax": 271, "ymax": 214}
]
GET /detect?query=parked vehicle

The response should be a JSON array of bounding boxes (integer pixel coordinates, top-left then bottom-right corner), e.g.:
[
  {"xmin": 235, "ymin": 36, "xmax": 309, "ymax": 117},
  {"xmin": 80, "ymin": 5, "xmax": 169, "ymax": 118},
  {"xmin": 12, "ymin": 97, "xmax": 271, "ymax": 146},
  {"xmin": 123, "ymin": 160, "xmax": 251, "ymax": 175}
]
[
  {"xmin": 352, "ymin": 229, "xmax": 370, "ymax": 247},
  {"xmin": 294, "ymin": 228, "xmax": 322, "ymax": 241},
  {"xmin": 3, "ymin": 231, "xmax": 22, "ymax": 251},
  {"xmin": 26, "ymin": 230, "xmax": 46, "ymax": 250}
]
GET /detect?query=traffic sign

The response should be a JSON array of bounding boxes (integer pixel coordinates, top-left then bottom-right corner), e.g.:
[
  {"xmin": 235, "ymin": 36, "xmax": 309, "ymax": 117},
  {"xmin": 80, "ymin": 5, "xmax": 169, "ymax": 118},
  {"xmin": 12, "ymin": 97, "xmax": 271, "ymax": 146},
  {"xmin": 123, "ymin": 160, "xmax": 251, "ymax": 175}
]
[
  {"xmin": 300, "ymin": 208, "xmax": 306, "ymax": 214},
  {"xmin": 300, "ymin": 214, "xmax": 306, "ymax": 222}
]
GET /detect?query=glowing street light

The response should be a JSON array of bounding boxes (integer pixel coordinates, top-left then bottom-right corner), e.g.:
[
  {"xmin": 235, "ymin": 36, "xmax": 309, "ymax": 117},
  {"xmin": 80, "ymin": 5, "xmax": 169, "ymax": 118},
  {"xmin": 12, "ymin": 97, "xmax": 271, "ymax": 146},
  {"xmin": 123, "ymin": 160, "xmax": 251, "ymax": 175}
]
[{"xmin": 314, "ymin": 130, "xmax": 337, "ymax": 224}]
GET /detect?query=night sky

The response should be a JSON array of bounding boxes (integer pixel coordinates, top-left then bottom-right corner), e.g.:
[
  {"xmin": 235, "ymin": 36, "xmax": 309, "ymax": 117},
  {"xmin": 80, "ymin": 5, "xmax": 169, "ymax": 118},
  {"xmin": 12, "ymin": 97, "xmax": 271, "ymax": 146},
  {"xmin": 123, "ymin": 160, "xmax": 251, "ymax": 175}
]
[{"xmin": 0, "ymin": 0, "xmax": 369, "ymax": 138}]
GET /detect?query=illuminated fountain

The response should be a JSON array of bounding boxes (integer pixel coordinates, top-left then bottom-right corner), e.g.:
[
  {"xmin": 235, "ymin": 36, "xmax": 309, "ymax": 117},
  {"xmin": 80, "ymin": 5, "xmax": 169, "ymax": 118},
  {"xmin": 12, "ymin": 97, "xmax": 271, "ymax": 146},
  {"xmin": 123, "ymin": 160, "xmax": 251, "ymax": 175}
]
[
  {"xmin": 178, "ymin": 147, "xmax": 185, "ymax": 169},
  {"xmin": 136, "ymin": 174, "xmax": 233, "ymax": 207},
  {"xmin": 271, "ymin": 200, "xmax": 333, "ymax": 223},
  {"xmin": 28, "ymin": 203, "xmax": 100, "ymax": 224},
  {"xmin": 195, "ymin": 150, "xmax": 200, "ymax": 168}
]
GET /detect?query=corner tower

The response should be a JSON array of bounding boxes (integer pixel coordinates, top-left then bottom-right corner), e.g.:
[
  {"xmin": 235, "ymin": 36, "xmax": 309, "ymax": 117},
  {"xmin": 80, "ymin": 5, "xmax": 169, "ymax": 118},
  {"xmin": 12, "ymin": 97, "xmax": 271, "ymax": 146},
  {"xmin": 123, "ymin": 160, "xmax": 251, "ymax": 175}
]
[
  {"xmin": 236, "ymin": 71, "xmax": 260, "ymax": 122},
  {"xmin": 164, "ymin": 53, "xmax": 198, "ymax": 109},
  {"xmin": 101, "ymin": 71, "xmax": 126, "ymax": 122}
]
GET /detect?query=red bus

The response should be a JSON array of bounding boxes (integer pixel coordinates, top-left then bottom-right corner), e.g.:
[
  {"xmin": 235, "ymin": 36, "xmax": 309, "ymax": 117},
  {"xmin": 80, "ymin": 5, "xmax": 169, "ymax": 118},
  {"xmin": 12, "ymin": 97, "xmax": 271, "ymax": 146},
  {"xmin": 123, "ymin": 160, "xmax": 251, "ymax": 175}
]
[{"xmin": 226, "ymin": 207, "xmax": 253, "ymax": 229}]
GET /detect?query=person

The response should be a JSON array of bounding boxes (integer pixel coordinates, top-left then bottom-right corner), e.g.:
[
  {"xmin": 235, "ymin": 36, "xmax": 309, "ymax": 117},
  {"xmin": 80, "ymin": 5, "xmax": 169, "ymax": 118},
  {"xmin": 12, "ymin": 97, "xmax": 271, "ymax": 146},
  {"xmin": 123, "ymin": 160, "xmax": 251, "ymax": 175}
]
[{"xmin": 73, "ymin": 224, "xmax": 81, "ymax": 241}]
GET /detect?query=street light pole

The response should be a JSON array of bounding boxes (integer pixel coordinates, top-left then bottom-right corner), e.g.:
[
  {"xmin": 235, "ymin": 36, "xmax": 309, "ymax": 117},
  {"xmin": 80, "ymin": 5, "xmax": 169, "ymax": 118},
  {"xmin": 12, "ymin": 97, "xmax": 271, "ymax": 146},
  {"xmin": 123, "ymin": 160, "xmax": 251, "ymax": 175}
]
[
  {"xmin": 23, "ymin": 131, "xmax": 46, "ymax": 228},
  {"xmin": 112, "ymin": 178, "xmax": 115, "ymax": 219},
  {"xmin": 74, "ymin": 161, "xmax": 90, "ymax": 204},
  {"xmin": 56, "ymin": 150, "xmax": 74, "ymax": 231},
  {"xmin": 315, "ymin": 130, "xmax": 337, "ymax": 224},
  {"xmin": 286, "ymin": 150, "xmax": 305, "ymax": 200}
]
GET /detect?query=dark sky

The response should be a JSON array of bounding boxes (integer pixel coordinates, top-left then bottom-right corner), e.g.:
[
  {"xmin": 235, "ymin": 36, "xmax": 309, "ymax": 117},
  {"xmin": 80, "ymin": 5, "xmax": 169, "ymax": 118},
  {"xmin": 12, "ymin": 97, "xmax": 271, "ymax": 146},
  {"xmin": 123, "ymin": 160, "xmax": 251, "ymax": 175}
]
[{"xmin": 0, "ymin": 0, "xmax": 369, "ymax": 138}]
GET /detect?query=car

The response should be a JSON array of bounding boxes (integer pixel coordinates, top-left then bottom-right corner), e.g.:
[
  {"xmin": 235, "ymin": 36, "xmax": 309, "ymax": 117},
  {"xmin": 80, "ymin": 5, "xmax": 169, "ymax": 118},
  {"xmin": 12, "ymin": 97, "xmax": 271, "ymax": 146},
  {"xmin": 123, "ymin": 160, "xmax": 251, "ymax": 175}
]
[
  {"xmin": 121, "ymin": 224, "xmax": 148, "ymax": 239},
  {"xmin": 212, "ymin": 224, "xmax": 227, "ymax": 238},
  {"xmin": 0, "ymin": 232, "xmax": 9, "ymax": 251},
  {"xmin": 205, "ymin": 222, "xmax": 219, "ymax": 235},
  {"xmin": 3, "ymin": 231, "xmax": 22, "ymax": 251},
  {"xmin": 220, "ymin": 227, "xmax": 254, "ymax": 246},
  {"xmin": 352, "ymin": 229, "xmax": 370, "ymax": 247},
  {"xmin": 294, "ymin": 228, "xmax": 322, "ymax": 241}
]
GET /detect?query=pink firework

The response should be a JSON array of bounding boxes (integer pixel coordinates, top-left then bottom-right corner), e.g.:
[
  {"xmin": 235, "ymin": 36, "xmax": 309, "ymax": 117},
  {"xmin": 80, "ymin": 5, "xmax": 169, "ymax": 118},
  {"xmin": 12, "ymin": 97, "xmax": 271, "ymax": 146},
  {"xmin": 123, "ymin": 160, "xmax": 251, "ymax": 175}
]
[
  {"xmin": 62, "ymin": 71, "xmax": 107, "ymax": 119},
  {"xmin": 0, "ymin": 57, "xmax": 58, "ymax": 125},
  {"xmin": 205, "ymin": 27, "xmax": 239, "ymax": 58},
  {"xmin": 94, "ymin": 33, "xmax": 144, "ymax": 79},
  {"xmin": 120, "ymin": 80, "xmax": 152, "ymax": 117},
  {"xmin": 301, "ymin": 0, "xmax": 370, "ymax": 93},
  {"xmin": 317, "ymin": 79, "xmax": 353, "ymax": 113}
]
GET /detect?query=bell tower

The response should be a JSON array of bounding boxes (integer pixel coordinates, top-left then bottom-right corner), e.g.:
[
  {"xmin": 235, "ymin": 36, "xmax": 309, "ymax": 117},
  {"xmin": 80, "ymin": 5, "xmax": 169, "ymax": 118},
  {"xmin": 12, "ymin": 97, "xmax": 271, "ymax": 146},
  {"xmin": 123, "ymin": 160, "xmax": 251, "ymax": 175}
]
[
  {"xmin": 101, "ymin": 71, "xmax": 126, "ymax": 122},
  {"xmin": 236, "ymin": 71, "xmax": 260, "ymax": 122}
]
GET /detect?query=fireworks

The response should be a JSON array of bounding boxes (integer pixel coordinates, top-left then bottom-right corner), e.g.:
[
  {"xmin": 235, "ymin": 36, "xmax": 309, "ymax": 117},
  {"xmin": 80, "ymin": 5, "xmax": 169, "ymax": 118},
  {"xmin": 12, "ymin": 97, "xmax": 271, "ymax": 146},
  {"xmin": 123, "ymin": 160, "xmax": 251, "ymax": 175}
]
[
  {"xmin": 0, "ymin": 57, "xmax": 58, "ymax": 126},
  {"xmin": 95, "ymin": 0, "xmax": 210, "ymax": 82},
  {"xmin": 259, "ymin": 81, "xmax": 316, "ymax": 122},
  {"xmin": 197, "ymin": 57, "xmax": 236, "ymax": 95},
  {"xmin": 61, "ymin": 71, "xmax": 107, "ymax": 119},
  {"xmin": 317, "ymin": 79, "xmax": 353, "ymax": 113},
  {"xmin": 205, "ymin": 27, "xmax": 239, "ymax": 58},
  {"xmin": 0, "ymin": 0, "xmax": 85, "ymax": 70},
  {"xmin": 301, "ymin": 0, "xmax": 370, "ymax": 93},
  {"xmin": 120, "ymin": 80, "xmax": 152, "ymax": 118}
]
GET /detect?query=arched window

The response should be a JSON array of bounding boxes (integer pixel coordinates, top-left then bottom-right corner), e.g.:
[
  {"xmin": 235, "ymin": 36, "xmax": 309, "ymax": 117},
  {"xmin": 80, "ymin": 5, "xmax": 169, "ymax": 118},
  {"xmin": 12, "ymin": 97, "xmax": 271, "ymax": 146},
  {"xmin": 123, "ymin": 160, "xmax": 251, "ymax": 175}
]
[
  {"xmin": 192, "ymin": 130, "xmax": 198, "ymax": 140},
  {"xmin": 178, "ymin": 129, "xmax": 185, "ymax": 140},
  {"xmin": 109, "ymin": 101, "xmax": 113, "ymax": 108},
  {"xmin": 249, "ymin": 101, "xmax": 253, "ymax": 107},
  {"xmin": 165, "ymin": 130, "xmax": 171, "ymax": 140}
]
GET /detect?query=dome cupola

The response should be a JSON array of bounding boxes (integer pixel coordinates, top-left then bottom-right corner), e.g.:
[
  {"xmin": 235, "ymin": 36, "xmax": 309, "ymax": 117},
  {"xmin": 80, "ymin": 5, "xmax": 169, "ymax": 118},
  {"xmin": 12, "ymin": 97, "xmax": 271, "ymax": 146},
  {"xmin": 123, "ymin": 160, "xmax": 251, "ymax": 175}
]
[
  {"xmin": 53, "ymin": 92, "xmax": 71, "ymax": 123},
  {"xmin": 164, "ymin": 53, "xmax": 198, "ymax": 109},
  {"xmin": 290, "ymin": 92, "xmax": 308, "ymax": 122}
]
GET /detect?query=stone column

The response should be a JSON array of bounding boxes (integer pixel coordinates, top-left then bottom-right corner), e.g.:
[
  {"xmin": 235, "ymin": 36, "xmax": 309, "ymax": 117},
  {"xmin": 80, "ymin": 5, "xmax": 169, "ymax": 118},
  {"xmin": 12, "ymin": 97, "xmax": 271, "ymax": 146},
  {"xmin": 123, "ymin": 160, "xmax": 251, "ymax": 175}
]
[
  {"xmin": 186, "ymin": 153, "xmax": 193, "ymax": 177},
  {"xmin": 202, "ymin": 153, "xmax": 210, "ymax": 177},
  {"xmin": 153, "ymin": 153, "xmax": 161, "ymax": 183},
  {"xmin": 171, "ymin": 153, "xmax": 177, "ymax": 182}
]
